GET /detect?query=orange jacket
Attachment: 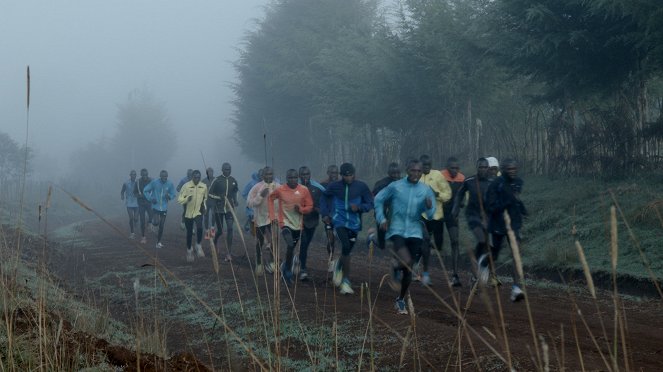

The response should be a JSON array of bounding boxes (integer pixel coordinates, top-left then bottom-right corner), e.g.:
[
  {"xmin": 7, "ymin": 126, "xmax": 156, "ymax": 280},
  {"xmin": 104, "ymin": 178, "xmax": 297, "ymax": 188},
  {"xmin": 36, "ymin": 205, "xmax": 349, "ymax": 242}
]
[{"xmin": 268, "ymin": 184, "xmax": 313, "ymax": 230}]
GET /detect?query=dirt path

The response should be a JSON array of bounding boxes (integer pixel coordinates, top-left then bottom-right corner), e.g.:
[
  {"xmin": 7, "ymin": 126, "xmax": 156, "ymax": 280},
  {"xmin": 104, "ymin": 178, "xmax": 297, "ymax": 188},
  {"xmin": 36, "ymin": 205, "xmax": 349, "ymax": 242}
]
[{"xmin": 47, "ymin": 215, "xmax": 663, "ymax": 371}]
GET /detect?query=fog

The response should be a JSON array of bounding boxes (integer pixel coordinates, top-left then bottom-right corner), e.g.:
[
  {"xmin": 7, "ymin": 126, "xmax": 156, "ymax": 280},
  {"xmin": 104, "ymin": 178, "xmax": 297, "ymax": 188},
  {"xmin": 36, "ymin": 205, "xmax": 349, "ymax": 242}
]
[{"xmin": 1, "ymin": 0, "xmax": 266, "ymax": 192}]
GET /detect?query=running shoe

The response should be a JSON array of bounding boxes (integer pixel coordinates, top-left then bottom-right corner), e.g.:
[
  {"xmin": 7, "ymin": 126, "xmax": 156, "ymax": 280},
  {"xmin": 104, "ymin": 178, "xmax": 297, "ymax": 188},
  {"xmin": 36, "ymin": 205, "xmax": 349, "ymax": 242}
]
[
  {"xmin": 421, "ymin": 272, "xmax": 432, "ymax": 286},
  {"xmin": 450, "ymin": 274, "xmax": 462, "ymax": 287},
  {"xmin": 510, "ymin": 285, "xmax": 525, "ymax": 302},
  {"xmin": 395, "ymin": 297, "xmax": 408, "ymax": 315},
  {"xmin": 243, "ymin": 220, "xmax": 251, "ymax": 233},
  {"xmin": 299, "ymin": 269, "xmax": 308, "ymax": 281},
  {"xmin": 195, "ymin": 243, "xmax": 205, "ymax": 258},
  {"xmin": 292, "ymin": 256, "xmax": 300, "ymax": 276},
  {"xmin": 412, "ymin": 261, "xmax": 422, "ymax": 282},
  {"xmin": 328, "ymin": 258, "xmax": 336, "ymax": 273},
  {"xmin": 255, "ymin": 263, "xmax": 264, "ymax": 276},
  {"xmin": 280, "ymin": 262, "xmax": 293, "ymax": 285},
  {"xmin": 477, "ymin": 254, "xmax": 490, "ymax": 285},
  {"xmin": 186, "ymin": 247, "xmax": 194, "ymax": 262},
  {"xmin": 140, "ymin": 237, "xmax": 147, "ymax": 244},
  {"xmin": 366, "ymin": 228, "xmax": 378, "ymax": 249},
  {"xmin": 129, "ymin": 233, "xmax": 136, "ymax": 239},
  {"xmin": 265, "ymin": 262, "xmax": 275, "ymax": 274},
  {"xmin": 332, "ymin": 260, "xmax": 343, "ymax": 287},
  {"xmin": 155, "ymin": 242, "xmax": 164, "ymax": 249},
  {"xmin": 180, "ymin": 222, "xmax": 186, "ymax": 231},
  {"xmin": 339, "ymin": 279, "xmax": 354, "ymax": 294},
  {"xmin": 224, "ymin": 254, "xmax": 232, "ymax": 262}
]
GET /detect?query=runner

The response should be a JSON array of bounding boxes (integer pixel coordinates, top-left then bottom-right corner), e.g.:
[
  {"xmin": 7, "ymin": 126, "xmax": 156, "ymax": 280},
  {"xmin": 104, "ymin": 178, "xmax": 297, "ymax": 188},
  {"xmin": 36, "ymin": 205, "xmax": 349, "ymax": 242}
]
[
  {"xmin": 176, "ymin": 169, "xmax": 193, "ymax": 230},
  {"xmin": 133, "ymin": 168, "xmax": 153, "ymax": 244},
  {"xmin": 375, "ymin": 159, "xmax": 435, "ymax": 314},
  {"xmin": 321, "ymin": 163, "xmax": 374, "ymax": 295},
  {"xmin": 120, "ymin": 170, "xmax": 139, "ymax": 239},
  {"xmin": 370, "ymin": 162, "xmax": 401, "ymax": 250},
  {"xmin": 177, "ymin": 170, "xmax": 207, "ymax": 262},
  {"xmin": 486, "ymin": 158, "xmax": 528, "ymax": 302},
  {"xmin": 247, "ymin": 166, "xmax": 280, "ymax": 275},
  {"xmin": 143, "ymin": 170, "xmax": 177, "ymax": 249},
  {"xmin": 451, "ymin": 158, "xmax": 493, "ymax": 285},
  {"xmin": 417, "ymin": 155, "xmax": 452, "ymax": 286},
  {"xmin": 441, "ymin": 157, "xmax": 465, "ymax": 286},
  {"xmin": 320, "ymin": 164, "xmax": 339, "ymax": 270},
  {"xmin": 208, "ymin": 162, "xmax": 239, "ymax": 261},
  {"xmin": 242, "ymin": 169, "xmax": 263, "ymax": 233},
  {"xmin": 202, "ymin": 167, "xmax": 216, "ymax": 239},
  {"xmin": 268, "ymin": 169, "xmax": 313, "ymax": 285},
  {"xmin": 297, "ymin": 166, "xmax": 324, "ymax": 281}
]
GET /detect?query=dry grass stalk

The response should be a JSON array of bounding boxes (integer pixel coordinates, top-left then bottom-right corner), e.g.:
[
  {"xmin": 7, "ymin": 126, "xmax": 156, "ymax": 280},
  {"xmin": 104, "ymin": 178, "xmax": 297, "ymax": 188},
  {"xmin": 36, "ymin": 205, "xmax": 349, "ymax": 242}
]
[{"xmin": 575, "ymin": 241, "xmax": 596, "ymax": 299}]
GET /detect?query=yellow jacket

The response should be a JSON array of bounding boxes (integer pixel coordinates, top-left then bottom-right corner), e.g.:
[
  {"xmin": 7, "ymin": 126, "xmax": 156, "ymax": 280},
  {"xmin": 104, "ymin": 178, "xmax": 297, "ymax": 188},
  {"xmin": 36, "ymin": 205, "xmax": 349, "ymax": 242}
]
[
  {"xmin": 177, "ymin": 180, "xmax": 208, "ymax": 218},
  {"xmin": 420, "ymin": 169, "xmax": 451, "ymax": 220}
]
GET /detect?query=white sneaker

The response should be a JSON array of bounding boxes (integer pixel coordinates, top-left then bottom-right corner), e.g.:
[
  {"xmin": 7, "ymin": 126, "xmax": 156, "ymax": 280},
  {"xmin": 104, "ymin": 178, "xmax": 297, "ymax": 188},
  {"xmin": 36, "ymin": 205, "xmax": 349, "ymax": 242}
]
[
  {"xmin": 510, "ymin": 285, "xmax": 525, "ymax": 302},
  {"xmin": 477, "ymin": 254, "xmax": 490, "ymax": 285},
  {"xmin": 328, "ymin": 259, "xmax": 335, "ymax": 273},
  {"xmin": 332, "ymin": 260, "xmax": 343, "ymax": 287},
  {"xmin": 186, "ymin": 247, "xmax": 194, "ymax": 262},
  {"xmin": 292, "ymin": 256, "xmax": 300, "ymax": 276},
  {"xmin": 155, "ymin": 242, "xmax": 164, "ymax": 249},
  {"xmin": 265, "ymin": 262, "xmax": 275, "ymax": 274},
  {"xmin": 339, "ymin": 280, "xmax": 354, "ymax": 295},
  {"xmin": 129, "ymin": 233, "xmax": 136, "ymax": 239},
  {"xmin": 255, "ymin": 264, "xmax": 264, "ymax": 276},
  {"xmin": 195, "ymin": 243, "xmax": 205, "ymax": 258}
]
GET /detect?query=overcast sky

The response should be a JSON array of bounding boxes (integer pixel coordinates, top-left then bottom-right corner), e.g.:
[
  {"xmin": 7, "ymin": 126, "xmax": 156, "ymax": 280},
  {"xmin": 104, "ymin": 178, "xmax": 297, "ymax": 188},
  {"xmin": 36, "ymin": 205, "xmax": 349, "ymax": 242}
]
[{"xmin": 1, "ymin": 0, "xmax": 266, "ymax": 181}]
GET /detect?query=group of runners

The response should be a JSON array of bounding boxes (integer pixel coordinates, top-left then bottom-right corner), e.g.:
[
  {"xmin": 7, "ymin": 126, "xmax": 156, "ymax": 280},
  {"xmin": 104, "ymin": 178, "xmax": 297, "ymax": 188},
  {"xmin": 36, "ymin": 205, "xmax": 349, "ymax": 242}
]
[{"xmin": 120, "ymin": 155, "xmax": 528, "ymax": 314}]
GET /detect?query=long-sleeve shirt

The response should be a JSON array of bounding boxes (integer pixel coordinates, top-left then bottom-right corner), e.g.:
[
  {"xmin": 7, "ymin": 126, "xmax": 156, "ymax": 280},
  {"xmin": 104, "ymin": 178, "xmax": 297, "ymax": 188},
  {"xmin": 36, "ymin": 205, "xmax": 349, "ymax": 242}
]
[
  {"xmin": 320, "ymin": 180, "xmax": 373, "ymax": 232},
  {"xmin": 143, "ymin": 179, "xmax": 176, "ymax": 212},
  {"xmin": 247, "ymin": 181, "xmax": 280, "ymax": 227},
  {"xmin": 486, "ymin": 176, "xmax": 527, "ymax": 234},
  {"xmin": 302, "ymin": 183, "xmax": 323, "ymax": 229},
  {"xmin": 452, "ymin": 175, "xmax": 492, "ymax": 224},
  {"xmin": 208, "ymin": 175, "xmax": 239, "ymax": 213},
  {"xmin": 441, "ymin": 169, "xmax": 465, "ymax": 215},
  {"xmin": 268, "ymin": 184, "xmax": 313, "ymax": 230},
  {"xmin": 419, "ymin": 169, "xmax": 452, "ymax": 220},
  {"xmin": 375, "ymin": 178, "xmax": 435, "ymax": 240},
  {"xmin": 121, "ymin": 180, "xmax": 138, "ymax": 208},
  {"xmin": 133, "ymin": 177, "xmax": 152, "ymax": 206},
  {"xmin": 177, "ymin": 181, "xmax": 208, "ymax": 219}
]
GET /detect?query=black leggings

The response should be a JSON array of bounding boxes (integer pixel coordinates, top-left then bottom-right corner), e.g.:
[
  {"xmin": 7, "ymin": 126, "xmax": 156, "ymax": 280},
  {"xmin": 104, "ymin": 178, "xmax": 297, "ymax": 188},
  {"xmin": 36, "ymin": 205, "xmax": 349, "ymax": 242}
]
[
  {"xmin": 255, "ymin": 224, "xmax": 273, "ymax": 264},
  {"xmin": 298, "ymin": 225, "xmax": 317, "ymax": 271},
  {"xmin": 138, "ymin": 203, "xmax": 153, "ymax": 237},
  {"xmin": 335, "ymin": 227, "xmax": 357, "ymax": 282},
  {"xmin": 390, "ymin": 235, "xmax": 423, "ymax": 299},
  {"xmin": 282, "ymin": 227, "xmax": 301, "ymax": 272},
  {"xmin": 152, "ymin": 210, "xmax": 167, "ymax": 242},
  {"xmin": 185, "ymin": 215, "xmax": 203, "ymax": 248},
  {"xmin": 213, "ymin": 212, "xmax": 234, "ymax": 253}
]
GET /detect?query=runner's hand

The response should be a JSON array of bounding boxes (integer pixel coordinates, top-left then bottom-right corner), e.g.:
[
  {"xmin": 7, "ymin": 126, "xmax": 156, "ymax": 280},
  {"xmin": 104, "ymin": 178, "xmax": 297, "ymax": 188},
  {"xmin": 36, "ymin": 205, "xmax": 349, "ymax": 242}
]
[
  {"xmin": 350, "ymin": 204, "xmax": 359, "ymax": 212},
  {"xmin": 322, "ymin": 216, "xmax": 331, "ymax": 225},
  {"xmin": 294, "ymin": 205, "xmax": 300, "ymax": 213},
  {"xmin": 187, "ymin": 195, "xmax": 193, "ymax": 202},
  {"xmin": 260, "ymin": 188, "xmax": 269, "ymax": 197}
]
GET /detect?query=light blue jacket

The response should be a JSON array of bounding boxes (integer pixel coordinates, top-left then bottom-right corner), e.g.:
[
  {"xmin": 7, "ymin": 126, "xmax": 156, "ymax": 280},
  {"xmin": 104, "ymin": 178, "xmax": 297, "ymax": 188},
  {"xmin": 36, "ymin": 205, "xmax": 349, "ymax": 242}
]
[
  {"xmin": 375, "ymin": 178, "xmax": 435, "ymax": 239},
  {"xmin": 143, "ymin": 179, "xmax": 177, "ymax": 212}
]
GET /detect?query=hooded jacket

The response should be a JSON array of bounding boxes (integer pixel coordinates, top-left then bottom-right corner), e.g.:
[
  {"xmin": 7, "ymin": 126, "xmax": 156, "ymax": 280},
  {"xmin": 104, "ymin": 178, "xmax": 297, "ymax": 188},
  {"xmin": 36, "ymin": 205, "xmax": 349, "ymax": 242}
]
[
  {"xmin": 320, "ymin": 179, "xmax": 373, "ymax": 232},
  {"xmin": 375, "ymin": 178, "xmax": 435, "ymax": 240},
  {"xmin": 143, "ymin": 179, "xmax": 176, "ymax": 212},
  {"xmin": 177, "ymin": 180, "xmax": 208, "ymax": 219}
]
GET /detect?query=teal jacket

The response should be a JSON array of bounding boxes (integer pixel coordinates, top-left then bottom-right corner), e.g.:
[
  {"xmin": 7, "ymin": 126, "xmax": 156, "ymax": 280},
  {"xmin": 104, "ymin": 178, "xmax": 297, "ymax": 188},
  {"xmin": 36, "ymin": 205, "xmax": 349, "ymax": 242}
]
[
  {"xmin": 143, "ymin": 179, "xmax": 177, "ymax": 212},
  {"xmin": 375, "ymin": 178, "xmax": 435, "ymax": 240}
]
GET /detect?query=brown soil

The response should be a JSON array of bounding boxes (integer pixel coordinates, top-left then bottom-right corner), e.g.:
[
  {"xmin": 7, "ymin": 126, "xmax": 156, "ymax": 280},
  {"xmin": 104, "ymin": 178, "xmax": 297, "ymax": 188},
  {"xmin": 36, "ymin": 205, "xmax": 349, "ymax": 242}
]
[{"xmin": 43, "ymin": 216, "xmax": 663, "ymax": 371}]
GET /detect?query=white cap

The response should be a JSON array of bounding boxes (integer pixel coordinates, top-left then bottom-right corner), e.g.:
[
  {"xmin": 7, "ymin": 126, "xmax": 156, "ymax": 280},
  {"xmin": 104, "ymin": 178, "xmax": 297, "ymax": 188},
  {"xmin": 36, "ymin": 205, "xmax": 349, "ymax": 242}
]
[{"xmin": 486, "ymin": 157, "xmax": 499, "ymax": 168}]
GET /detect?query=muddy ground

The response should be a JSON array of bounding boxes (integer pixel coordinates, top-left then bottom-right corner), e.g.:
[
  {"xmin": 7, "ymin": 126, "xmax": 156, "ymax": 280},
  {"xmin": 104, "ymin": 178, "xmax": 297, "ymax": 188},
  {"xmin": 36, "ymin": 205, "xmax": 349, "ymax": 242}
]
[{"xmin": 44, "ymin": 215, "xmax": 663, "ymax": 371}]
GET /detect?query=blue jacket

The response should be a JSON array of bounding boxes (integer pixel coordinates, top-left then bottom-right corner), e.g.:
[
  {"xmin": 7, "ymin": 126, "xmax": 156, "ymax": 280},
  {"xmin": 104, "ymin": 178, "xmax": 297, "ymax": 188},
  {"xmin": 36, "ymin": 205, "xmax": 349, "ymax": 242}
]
[
  {"xmin": 144, "ymin": 179, "xmax": 177, "ymax": 212},
  {"xmin": 321, "ymin": 179, "xmax": 373, "ymax": 232},
  {"xmin": 242, "ymin": 172, "xmax": 261, "ymax": 218},
  {"xmin": 487, "ymin": 176, "xmax": 527, "ymax": 234},
  {"xmin": 375, "ymin": 178, "xmax": 435, "ymax": 240},
  {"xmin": 121, "ymin": 180, "xmax": 138, "ymax": 208}
]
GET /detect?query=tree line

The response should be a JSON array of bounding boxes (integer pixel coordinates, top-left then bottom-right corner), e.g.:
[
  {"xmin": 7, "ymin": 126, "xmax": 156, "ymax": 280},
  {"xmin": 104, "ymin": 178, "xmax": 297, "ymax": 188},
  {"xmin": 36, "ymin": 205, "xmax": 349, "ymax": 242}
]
[{"xmin": 232, "ymin": 0, "xmax": 663, "ymax": 178}]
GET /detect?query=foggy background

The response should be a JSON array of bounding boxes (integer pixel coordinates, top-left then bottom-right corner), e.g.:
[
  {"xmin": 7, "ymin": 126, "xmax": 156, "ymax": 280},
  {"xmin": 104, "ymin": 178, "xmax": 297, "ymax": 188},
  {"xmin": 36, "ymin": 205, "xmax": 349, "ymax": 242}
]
[{"xmin": 1, "ymin": 0, "xmax": 267, "ymax": 201}]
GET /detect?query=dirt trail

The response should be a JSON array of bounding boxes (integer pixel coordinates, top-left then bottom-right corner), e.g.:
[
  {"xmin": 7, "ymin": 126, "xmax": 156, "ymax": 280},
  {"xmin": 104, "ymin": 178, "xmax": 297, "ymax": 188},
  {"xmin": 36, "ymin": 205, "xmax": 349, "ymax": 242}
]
[{"xmin": 47, "ymin": 215, "xmax": 663, "ymax": 371}]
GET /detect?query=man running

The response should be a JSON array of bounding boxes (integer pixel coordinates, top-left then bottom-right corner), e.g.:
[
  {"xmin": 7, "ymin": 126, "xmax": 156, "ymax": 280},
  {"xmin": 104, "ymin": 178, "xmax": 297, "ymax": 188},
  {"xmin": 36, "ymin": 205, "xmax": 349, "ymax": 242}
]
[
  {"xmin": 143, "ymin": 170, "xmax": 177, "ymax": 249},
  {"xmin": 297, "ymin": 166, "xmax": 323, "ymax": 280},
  {"xmin": 177, "ymin": 170, "xmax": 207, "ymax": 262},
  {"xmin": 375, "ymin": 159, "xmax": 435, "ymax": 314},
  {"xmin": 177, "ymin": 169, "xmax": 193, "ymax": 230},
  {"xmin": 486, "ymin": 159, "xmax": 528, "ymax": 302},
  {"xmin": 441, "ymin": 157, "xmax": 465, "ymax": 286},
  {"xmin": 133, "ymin": 168, "xmax": 153, "ymax": 244},
  {"xmin": 248, "ymin": 166, "xmax": 280, "ymax": 275},
  {"xmin": 208, "ymin": 162, "xmax": 239, "ymax": 261},
  {"xmin": 202, "ymin": 167, "xmax": 216, "ymax": 239},
  {"xmin": 320, "ymin": 164, "xmax": 339, "ymax": 271},
  {"xmin": 268, "ymin": 169, "xmax": 313, "ymax": 285},
  {"xmin": 121, "ymin": 170, "xmax": 139, "ymax": 239},
  {"xmin": 321, "ymin": 163, "xmax": 373, "ymax": 295},
  {"xmin": 242, "ymin": 169, "xmax": 263, "ymax": 233},
  {"xmin": 370, "ymin": 162, "xmax": 402, "ymax": 250},
  {"xmin": 451, "ymin": 158, "xmax": 493, "ymax": 285},
  {"xmin": 418, "ymin": 155, "xmax": 452, "ymax": 286}
]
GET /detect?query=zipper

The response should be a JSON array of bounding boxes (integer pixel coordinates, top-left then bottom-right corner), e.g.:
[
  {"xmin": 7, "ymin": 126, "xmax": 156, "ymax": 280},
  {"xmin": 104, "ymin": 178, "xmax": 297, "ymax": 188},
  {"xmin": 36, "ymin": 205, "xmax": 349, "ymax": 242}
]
[{"xmin": 344, "ymin": 184, "xmax": 349, "ymax": 228}]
